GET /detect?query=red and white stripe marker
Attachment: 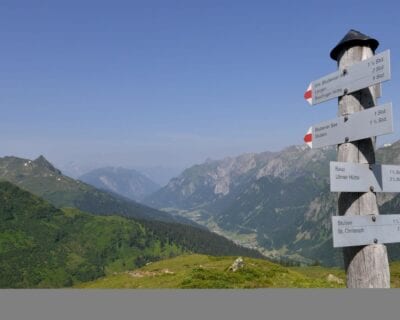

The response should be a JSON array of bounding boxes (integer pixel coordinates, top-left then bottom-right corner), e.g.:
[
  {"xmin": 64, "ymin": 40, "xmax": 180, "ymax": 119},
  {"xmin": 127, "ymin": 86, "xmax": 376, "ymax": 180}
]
[
  {"xmin": 304, "ymin": 127, "xmax": 312, "ymax": 148},
  {"xmin": 304, "ymin": 83, "xmax": 312, "ymax": 105}
]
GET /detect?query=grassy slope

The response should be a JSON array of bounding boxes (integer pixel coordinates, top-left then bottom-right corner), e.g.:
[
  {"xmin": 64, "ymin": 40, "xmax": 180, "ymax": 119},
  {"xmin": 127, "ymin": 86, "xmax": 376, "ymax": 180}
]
[
  {"xmin": 77, "ymin": 254, "xmax": 345, "ymax": 288},
  {"xmin": 293, "ymin": 262, "xmax": 400, "ymax": 288},
  {"xmin": 78, "ymin": 255, "xmax": 400, "ymax": 289}
]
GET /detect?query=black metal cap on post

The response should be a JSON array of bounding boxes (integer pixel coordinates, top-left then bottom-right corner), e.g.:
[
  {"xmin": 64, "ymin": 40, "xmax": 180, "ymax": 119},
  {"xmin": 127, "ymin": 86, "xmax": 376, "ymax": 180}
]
[{"xmin": 330, "ymin": 29, "xmax": 379, "ymax": 61}]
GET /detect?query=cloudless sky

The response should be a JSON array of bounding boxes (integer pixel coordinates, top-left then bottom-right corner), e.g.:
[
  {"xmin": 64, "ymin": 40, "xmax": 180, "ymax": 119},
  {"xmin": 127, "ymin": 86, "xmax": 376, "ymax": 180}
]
[{"xmin": 1, "ymin": 0, "xmax": 399, "ymax": 173}]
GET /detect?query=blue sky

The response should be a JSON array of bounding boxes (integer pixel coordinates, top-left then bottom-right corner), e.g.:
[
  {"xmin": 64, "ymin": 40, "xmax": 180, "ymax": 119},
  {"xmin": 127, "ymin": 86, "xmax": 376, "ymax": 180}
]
[{"xmin": 1, "ymin": 0, "xmax": 399, "ymax": 172}]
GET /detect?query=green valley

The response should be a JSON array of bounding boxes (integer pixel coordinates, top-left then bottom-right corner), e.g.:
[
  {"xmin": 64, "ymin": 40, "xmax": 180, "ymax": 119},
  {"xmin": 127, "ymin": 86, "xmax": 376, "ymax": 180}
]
[{"xmin": 145, "ymin": 141, "xmax": 400, "ymax": 266}]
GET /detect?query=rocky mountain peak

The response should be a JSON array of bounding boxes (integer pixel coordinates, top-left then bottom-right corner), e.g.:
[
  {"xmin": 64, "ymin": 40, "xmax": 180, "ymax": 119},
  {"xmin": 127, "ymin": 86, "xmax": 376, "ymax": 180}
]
[{"xmin": 33, "ymin": 155, "xmax": 62, "ymax": 174}]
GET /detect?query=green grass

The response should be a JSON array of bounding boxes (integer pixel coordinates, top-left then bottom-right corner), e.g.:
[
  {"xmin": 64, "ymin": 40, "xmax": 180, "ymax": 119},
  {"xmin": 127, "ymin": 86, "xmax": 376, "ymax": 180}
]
[
  {"xmin": 77, "ymin": 256, "xmax": 400, "ymax": 289},
  {"xmin": 389, "ymin": 261, "xmax": 400, "ymax": 288},
  {"xmin": 292, "ymin": 261, "xmax": 400, "ymax": 288},
  {"xmin": 289, "ymin": 265, "xmax": 345, "ymax": 286},
  {"xmin": 77, "ymin": 254, "xmax": 346, "ymax": 289}
]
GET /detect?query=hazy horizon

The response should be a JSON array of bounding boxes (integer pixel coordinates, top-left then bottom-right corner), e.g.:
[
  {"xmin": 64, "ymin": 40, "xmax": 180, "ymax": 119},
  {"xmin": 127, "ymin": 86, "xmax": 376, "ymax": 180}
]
[{"xmin": 2, "ymin": 136, "xmax": 398, "ymax": 184}]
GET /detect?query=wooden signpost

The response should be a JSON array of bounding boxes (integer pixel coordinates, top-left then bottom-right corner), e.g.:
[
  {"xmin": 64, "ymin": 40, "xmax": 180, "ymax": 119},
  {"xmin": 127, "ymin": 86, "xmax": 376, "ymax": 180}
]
[{"xmin": 304, "ymin": 29, "xmax": 396, "ymax": 288}]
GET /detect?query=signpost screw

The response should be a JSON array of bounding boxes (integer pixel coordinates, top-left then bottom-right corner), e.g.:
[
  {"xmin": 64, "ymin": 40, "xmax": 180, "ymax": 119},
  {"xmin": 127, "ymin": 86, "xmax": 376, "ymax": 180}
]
[
  {"xmin": 345, "ymin": 137, "xmax": 349, "ymax": 143},
  {"xmin": 370, "ymin": 186, "xmax": 374, "ymax": 192},
  {"xmin": 342, "ymin": 68, "xmax": 348, "ymax": 76},
  {"xmin": 344, "ymin": 116, "xmax": 348, "ymax": 122},
  {"xmin": 343, "ymin": 88, "xmax": 348, "ymax": 95},
  {"xmin": 372, "ymin": 215, "xmax": 376, "ymax": 222},
  {"xmin": 374, "ymin": 239, "xmax": 378, "ymax": 244}
]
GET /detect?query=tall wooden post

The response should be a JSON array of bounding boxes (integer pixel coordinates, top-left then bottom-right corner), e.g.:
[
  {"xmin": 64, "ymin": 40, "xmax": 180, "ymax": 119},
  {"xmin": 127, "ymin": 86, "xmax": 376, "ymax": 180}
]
[{"xmin": 331, "ymin": 30, "xmax": 390, "ymax": 288}]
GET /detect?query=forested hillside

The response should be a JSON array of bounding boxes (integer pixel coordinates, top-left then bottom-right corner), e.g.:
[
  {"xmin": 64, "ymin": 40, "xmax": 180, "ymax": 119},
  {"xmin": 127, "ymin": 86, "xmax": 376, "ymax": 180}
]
[{"xmin": 0, "ymin": 181, "xmax": 263, "ymax": 288}]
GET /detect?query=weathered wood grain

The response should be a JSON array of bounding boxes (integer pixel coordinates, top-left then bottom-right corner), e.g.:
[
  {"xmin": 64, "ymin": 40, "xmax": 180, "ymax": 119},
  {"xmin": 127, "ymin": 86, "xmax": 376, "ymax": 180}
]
[{"xmin": 337, "ymin": 46, "xmax": 390, "ymax": 288}]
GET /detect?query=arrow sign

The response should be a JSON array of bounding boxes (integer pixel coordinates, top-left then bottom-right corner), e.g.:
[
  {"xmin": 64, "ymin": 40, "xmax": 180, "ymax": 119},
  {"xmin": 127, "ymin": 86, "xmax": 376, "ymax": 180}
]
[
  {"xmin": 304, "ymin": 103, "xmax": 393, "ymax": 149},
  {"xmin": 304, "ymin": 127, "xmax": 312, "ymax": 148},
  {"xmin": 330, "ymin": 161, "xmax": 400, "ymax": 193},
  {"xmin": 304, "ymin": 50, "xmax": 391, "ymax": 106},
  {"xmin": 332, "ymin": 215, "xmax": 400, "ymax": 248},
  {"xmin": 304, "ymin": 84, "xmax": 312, "ymax": 105}
]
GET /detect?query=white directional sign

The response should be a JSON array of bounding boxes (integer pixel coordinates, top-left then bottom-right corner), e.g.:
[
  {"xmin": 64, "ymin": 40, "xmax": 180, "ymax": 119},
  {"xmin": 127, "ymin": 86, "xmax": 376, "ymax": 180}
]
[
  {"xmin": 304, "ymin": 50, "xmax": 391, "ymax": 106},
  {"xmin": 330, "ymin": 161, "xmax": 400, "ymax": 193},
  {"xmin": 304, "ymin": 103, "xmax": 393, "ymax": 148},
  {"xmin": 332, "ymin": 214, "xmax": 400, "ymax": 247}
]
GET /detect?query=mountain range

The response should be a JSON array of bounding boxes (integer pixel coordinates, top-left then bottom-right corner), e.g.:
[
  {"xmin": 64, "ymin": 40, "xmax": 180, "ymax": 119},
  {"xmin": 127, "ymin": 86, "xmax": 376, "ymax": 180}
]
[
  {"xmin": 145, "ymin": 141, "xmax": 400, "ymax": 266},
  {"xmin": 2, "ymin": 140, "xmax": 399, "ymax": 269},
  {"xmin": 79, "ymin": 167, "xmax": 160, "ymax": 202},
  {"xmin": 0, "ymin": 155, "xmax": 189, "ymax": 225},
  {"xmin": 58, "ymin": 161, "xmax": 182, "ymax": 186}
]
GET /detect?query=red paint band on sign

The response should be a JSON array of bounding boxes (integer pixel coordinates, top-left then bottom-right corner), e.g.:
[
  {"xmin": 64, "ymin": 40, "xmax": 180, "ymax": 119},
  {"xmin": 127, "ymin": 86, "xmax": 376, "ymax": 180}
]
[
  {"xmin": 304, "ymin": 133, "xmax": 312, "ymax": 143},
  {"xmin": 304, "ymin": 90, "xmax": 312, "ymax": 100}
]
